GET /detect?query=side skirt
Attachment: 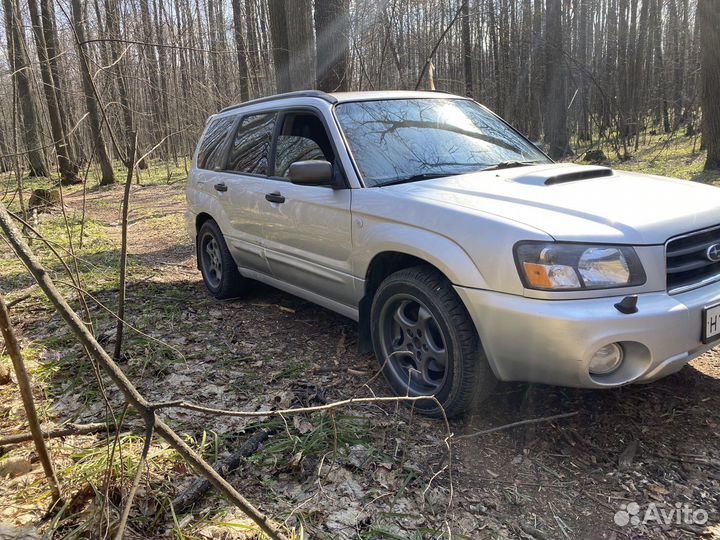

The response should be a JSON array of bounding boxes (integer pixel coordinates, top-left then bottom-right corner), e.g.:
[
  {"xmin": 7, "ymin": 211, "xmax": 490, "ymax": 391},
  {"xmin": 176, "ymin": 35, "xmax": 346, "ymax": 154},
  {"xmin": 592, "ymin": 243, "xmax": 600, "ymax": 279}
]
[{"xmin": 238, "ymin": 267, "xmax": 360, "ymax": 322}]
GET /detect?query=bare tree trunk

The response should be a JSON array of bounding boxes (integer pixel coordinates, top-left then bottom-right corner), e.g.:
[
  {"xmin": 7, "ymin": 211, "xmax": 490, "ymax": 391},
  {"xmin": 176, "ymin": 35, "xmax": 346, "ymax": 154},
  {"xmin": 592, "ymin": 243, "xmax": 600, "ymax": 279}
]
[
  {"xmin": 576, "ymin": 0, "xmax": 590, "ymax": 142},
  {"xmin": 153, "ymin": 0, "xmax": 174, "ymax": 157},
  {"xmin": 139, "ymin": 0, "xmax": 165, "ymax": 146},
  {"xmin": 0, "ymin": 125, "xmax": 9, "ymax": 173},
  {"xmin": 231, "ymin": 0, "xmax": 251, "ymax": 101},
  {"xmin": 286, "ymin": 0, "xmax": 316, "ymax": 90},
  {"xmin": 207, "ymin": 0, "xmax": 223, "ymax": 107},
  {"xmin": 699, "ymin": 0, "xmax": 720, "ymax": 170},
  {"xmin": 602, "ymin": 0, "xmax": 617, "ymax": 138},
  {"xmin": 315, "ymin": 0, "xmax": 351, "ymax": 92},
  {"xmin": 69, "ymin": 0, "xmax": 116, "ymax": 185},
  {"xmin": 40, "ymin": 0, "xmax": 76, "ymax": 164},
  {"xmin": 104, "ymin": 0, "xmax": 135, "ymax": 156},
  {"xmin": 527, "ymin": 0, "xmax": 544, "ymax": 140},
  {"xmin": 488, "ymin": 0, "xmax": 502, "ymax": 112},
  {"xmin": 461, "ymin": 0, "xmax": 472, "ymax": 97},
  {"xmin": 2, "ymin": 0, "xmax": 48, "ymax": 177},
  {"xmin": 543, "ymin": 0, "xmax": 570, "ymax": 158},
  {"xmin": 268, "ymin": 0, "xmax": 291, "ymax": 92},
  {"xmin": 617, "ymin": 0, "xmax": 632, "ymax": 145},
  {"xmin": 630, "ymin": 0, "xmax": 650, "ymax": 145},
  {"xmin": 27, "ymin": 0, "xmax": 78, "ymax": 184}
]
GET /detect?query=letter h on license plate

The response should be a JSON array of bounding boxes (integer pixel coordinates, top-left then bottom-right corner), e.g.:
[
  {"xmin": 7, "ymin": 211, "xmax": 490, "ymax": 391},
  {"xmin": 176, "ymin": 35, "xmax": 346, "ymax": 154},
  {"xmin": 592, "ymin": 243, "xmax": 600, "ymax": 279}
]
[{"xmin": 703, "ymin": 303, "xmax": 720, "ymax": 344}]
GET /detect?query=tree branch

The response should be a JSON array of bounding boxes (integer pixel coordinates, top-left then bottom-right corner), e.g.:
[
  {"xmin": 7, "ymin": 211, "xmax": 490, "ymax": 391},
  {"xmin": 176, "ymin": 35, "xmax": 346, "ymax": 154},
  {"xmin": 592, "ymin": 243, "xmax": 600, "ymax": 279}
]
[
  {"xmin": 0, "ymin": 293, "xmax": 62, "ymax": 504},
  {"xmin": 0, "ymin": 422, "xmax": 123, "ymax": 447},
  {"xmin": 0, "ymin": 201, "xmax": 289, "ymax": 540}
]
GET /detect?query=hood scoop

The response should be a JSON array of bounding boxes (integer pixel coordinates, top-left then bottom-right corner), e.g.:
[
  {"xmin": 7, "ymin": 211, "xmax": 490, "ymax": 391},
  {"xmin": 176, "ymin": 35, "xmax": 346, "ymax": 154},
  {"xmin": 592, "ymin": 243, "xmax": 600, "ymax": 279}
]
[{"xmin": 544, "ymin": 166, "xmax": 613, "ymax": 185}]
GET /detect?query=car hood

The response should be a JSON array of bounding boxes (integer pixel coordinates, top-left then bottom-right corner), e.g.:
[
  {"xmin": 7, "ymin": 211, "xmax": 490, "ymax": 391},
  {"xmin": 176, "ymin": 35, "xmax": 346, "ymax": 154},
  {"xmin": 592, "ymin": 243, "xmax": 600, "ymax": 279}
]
[{"xmin": 384, "ymin": 163, "xmax": 720, "ymax": 244}]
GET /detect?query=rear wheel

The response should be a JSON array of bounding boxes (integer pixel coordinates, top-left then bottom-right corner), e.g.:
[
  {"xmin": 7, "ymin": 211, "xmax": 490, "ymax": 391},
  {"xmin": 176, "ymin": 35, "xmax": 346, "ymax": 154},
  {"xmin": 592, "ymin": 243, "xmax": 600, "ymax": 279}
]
[
  {"xmin": 370, "ymin": 265, "xmax": 496, "ymax": 418},
  {"xmin": 198, "ymin": 220, "xmax": 247, "ymax": 299}
]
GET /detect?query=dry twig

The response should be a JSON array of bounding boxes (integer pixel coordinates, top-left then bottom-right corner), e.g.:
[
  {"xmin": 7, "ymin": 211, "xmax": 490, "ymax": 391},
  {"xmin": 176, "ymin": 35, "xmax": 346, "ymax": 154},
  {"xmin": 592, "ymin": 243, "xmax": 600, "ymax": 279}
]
[{"xmin": 454, "ymin": 411, "xmax": 579, "ymax": 441}]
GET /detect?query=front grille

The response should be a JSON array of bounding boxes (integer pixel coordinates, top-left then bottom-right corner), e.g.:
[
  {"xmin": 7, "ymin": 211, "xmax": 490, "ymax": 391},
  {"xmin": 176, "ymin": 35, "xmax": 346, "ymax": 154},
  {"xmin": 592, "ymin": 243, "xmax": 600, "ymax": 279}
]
[{"xmin": 666, "ymin": 225, "xmax": 720, "ymax": 293}]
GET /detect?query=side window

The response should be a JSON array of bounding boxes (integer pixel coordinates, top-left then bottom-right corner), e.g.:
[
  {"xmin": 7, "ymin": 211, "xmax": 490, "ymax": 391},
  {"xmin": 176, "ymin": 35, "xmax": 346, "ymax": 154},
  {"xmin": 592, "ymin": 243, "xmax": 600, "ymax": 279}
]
[
  {"xmin": 274, "ymin": 113, "xmax": 334, "ymax": 178},
  {"xmin": 226, "ymin": 112, "xmax": 275, "ymax": 175},
  {"xmin": 197, "ymin": 116, "xmax": 234, "ymax": 170}
]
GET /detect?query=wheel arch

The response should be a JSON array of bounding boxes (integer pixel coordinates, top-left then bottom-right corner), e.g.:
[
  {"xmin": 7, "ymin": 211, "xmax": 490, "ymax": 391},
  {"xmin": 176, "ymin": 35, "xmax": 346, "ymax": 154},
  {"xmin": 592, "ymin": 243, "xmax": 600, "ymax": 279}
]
[
  {"xmin": 194, "ymin": 212, "xmax": 215, "ymax": 269},
  {"xmin": 196, "ymin": 211, "xmax": 214, "ymax": 231},
  {"xmin": 356, "ymin": 244, "xmax": 486, "ymax": 353}
]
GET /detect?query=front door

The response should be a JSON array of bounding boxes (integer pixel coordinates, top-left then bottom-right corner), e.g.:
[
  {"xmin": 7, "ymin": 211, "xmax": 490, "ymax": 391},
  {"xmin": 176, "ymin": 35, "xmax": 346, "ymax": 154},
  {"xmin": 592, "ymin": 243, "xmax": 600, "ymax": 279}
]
[{"xmin": 260, "ymin": 111, "xmax": 355, "ymax": 308}]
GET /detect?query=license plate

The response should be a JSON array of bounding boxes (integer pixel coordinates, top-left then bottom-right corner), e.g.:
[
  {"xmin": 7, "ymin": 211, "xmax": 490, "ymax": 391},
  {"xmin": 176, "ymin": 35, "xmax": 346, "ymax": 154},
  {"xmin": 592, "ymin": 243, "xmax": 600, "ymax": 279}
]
[{"xmin": 703, "ymin": 304, "xmax": 720, "ymax": 343}]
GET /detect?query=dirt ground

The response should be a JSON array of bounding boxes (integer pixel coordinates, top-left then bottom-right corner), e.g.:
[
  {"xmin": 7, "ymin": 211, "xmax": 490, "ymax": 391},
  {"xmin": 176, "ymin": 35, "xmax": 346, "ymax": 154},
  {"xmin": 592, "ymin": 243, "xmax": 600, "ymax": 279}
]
[{"xmin": 1, "ymin": 181, "xmax": 719, "ymax": 540}]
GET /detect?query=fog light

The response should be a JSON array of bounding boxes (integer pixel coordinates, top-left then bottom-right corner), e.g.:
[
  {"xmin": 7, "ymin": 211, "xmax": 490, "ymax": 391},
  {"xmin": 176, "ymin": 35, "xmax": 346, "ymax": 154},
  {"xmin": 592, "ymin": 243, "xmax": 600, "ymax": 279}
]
[{"xmin": 589, "ymin": 343, "xmax": 624, "ymax": 375}]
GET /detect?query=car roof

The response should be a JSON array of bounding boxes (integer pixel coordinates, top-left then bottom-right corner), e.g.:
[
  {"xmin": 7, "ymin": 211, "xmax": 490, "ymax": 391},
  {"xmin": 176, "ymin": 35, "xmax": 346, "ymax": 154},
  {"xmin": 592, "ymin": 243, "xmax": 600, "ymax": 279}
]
[
  {"xmin": 329, "ymin": 90, "xmax": 467, "ymax": 102},
  {"xmin": 219, "ymin": 89, "xmax": 467, "ymax": 114}
]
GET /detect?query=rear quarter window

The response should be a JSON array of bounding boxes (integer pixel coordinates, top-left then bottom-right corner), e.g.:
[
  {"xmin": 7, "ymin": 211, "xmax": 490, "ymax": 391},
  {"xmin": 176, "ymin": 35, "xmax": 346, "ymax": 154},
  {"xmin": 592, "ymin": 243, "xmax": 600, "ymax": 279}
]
[{"xmin": 197, "ymin": 116, "xmax": 235, "ymax": 170}]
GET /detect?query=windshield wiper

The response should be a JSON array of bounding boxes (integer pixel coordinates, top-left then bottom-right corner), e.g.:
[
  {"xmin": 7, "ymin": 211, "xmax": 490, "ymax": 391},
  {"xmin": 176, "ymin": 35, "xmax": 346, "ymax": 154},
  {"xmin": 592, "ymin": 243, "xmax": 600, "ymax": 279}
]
[
  {"xmin": 380, "ymin": 172, "xmax": 452, "ymax": 187},
  {"xmin": 480, "ymin": 160, "xmax": 541, "ymax": 172}
]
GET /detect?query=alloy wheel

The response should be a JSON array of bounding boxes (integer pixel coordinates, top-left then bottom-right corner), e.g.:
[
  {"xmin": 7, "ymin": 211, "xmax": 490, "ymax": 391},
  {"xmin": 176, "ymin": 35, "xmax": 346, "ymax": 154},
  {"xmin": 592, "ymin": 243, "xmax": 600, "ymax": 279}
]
[
  {"xmin": 200, "ymin": 232, "xmax": 223, "ymax": 288},
  {"xmin": 378, "ymin": 293, "xmax": 449, "ymax": 395}
]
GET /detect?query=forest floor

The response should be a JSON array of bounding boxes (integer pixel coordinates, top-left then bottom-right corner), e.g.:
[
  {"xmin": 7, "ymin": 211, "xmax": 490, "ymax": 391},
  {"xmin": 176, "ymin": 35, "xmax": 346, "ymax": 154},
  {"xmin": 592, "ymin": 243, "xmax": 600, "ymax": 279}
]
[{"xmin": 1, "ymin": 136, "xmax": 720, "ymax": 540}]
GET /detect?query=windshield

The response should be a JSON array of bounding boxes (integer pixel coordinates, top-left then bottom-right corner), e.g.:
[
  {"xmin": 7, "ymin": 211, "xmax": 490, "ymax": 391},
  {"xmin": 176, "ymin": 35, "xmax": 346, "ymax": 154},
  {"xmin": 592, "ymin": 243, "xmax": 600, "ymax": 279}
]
[{"xmin": 334, "ymin": 98, "xmax": 550, "ymax": 187}]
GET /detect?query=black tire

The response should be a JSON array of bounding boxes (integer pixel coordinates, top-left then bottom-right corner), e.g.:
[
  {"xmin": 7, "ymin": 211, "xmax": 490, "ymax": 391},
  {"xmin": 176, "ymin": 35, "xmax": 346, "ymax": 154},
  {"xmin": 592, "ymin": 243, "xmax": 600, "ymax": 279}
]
[
  {"xmin": 197, "ymin": 219, "xmax": 247, "ymax": 299},
  {"xmin": 370, "ymin": 265, "xmax": 496, "ymax": 418}
]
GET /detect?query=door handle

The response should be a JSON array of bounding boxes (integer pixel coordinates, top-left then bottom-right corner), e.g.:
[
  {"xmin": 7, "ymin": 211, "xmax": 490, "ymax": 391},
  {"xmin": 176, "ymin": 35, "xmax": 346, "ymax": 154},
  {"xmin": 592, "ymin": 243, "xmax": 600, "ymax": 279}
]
[
  {"xmin": 265, "ymin": 191, "xmax": 285, "ymax": 204},
  {"xmin": 214, "ymin": 182, "xmax": 228, "ymax": 192}
]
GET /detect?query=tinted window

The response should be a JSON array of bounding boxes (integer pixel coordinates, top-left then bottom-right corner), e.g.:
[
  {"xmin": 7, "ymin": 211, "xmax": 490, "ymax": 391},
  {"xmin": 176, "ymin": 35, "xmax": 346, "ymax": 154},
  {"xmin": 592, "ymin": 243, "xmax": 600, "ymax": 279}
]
[
  {"xmin": 274, "ymin": 113, "xmax": 333, "ymax": 178},
  {"xmin": 226, "ymin": 112, "xmax": 275, "ymax": 174},
  {"xmin": 197, "ymin": 116, "xmax": 234, "ymax": 170},
  {"xmin": 334, "ymin": 98, "xmax": 549, "ymax": 186}
]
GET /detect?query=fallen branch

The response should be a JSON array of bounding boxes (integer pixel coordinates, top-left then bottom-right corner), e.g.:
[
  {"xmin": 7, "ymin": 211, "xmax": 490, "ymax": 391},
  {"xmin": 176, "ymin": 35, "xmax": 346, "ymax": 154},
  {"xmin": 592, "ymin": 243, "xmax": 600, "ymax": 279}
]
[
  {"xmin": 150, "ymin": 395, "xmax": 436, "ymax": 417},
  {"xmin": 0, "ymin": 422, "xmax": 122, "ymax": 447},
  {"xmin": 172, "ymin": 429, "xmax": 270, "ymax": 514},
  {"xmin": 0, "ymin": 202, "xmax": 289, "ymax": 540},
  {"xmin": 0, "ymin": 293, "xmax": 62, "ymax": 504},
  {"xmin": 454, "ymin": 411, "xmax": 579, "ymax": 441},
  {"xmin": 6, "ymin": 294, "xmax": 31, "ymax": 309}
]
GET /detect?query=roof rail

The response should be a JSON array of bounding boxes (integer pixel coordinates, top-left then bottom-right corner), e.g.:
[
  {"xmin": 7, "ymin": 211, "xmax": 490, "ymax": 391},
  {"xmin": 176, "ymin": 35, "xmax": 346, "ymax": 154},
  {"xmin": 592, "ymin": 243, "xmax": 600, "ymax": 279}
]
[{"xmin": 220, "ymin": 90, "xmax": 337, "ymax": 113}]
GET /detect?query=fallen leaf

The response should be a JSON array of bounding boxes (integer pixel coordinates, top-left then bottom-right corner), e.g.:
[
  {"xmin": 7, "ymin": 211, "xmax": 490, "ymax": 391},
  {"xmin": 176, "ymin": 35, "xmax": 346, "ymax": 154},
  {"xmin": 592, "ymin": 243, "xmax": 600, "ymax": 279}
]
[{"xmin": 292, "ymin": 416, "xmax": 313, "ymax": 434}]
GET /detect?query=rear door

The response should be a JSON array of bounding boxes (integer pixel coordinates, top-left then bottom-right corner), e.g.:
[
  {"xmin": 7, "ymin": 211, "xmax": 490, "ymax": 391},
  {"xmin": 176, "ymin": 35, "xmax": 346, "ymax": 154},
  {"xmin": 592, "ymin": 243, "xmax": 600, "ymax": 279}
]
[
  {"xmin": 216, "ymin": 111, "xmax": 278, "ymax": 274},
  {"xmin": 260, "ymin": 110, "xmax": 355, "ymax": 308},
  {"xmin": 191, "ymin": 114, "xmax": 236, "ymax": 241}
]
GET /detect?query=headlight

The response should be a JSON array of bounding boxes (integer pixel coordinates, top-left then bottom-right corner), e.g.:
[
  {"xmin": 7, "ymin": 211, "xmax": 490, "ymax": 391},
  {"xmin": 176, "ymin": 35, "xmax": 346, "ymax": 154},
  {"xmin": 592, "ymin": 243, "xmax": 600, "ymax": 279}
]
[{"xmin": 514, "ymin": 242, "xmax": 646, "ymax": 290}]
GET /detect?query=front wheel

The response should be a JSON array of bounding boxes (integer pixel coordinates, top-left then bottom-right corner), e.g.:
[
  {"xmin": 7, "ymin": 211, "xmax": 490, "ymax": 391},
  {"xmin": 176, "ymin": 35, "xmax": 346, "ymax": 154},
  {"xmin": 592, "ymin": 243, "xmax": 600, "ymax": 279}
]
[
  {"xmin": 197, "ymin": 219, "xmax": 247, "ymax": 299},
  {"xmin": 370, "ymin": 265, "xmax": 496, "ymax": 418}
]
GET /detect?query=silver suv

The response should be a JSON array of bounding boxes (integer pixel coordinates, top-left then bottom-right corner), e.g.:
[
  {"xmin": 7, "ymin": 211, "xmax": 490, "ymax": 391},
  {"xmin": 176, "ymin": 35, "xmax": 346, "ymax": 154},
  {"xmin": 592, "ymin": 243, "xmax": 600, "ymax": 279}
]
[{"xmin": 186, "ymin": 90, "xmax": 720, "ymax": 418}]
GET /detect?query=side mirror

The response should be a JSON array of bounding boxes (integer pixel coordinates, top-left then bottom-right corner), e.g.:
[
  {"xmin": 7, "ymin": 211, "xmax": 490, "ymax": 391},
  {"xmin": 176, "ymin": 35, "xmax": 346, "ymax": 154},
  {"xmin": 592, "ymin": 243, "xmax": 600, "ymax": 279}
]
[{"xmin": 288, "ymin": 160, "xmax": 333, "ymax": 186}]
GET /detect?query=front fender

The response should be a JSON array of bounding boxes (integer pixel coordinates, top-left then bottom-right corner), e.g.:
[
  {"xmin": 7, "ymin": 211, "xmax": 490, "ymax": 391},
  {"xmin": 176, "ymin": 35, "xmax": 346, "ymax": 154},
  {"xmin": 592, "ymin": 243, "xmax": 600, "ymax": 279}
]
[{"xmin": 354, "ymin": 222, "xmax": 488, "ymax": 289}]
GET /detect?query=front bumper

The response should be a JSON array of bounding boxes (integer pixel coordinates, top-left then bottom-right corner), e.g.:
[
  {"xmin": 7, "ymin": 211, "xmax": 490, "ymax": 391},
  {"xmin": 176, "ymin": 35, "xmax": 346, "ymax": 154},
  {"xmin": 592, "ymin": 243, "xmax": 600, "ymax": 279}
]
[{"xmin": 455, "ymin": 283, "xmax": 720, "ymax": 388}]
